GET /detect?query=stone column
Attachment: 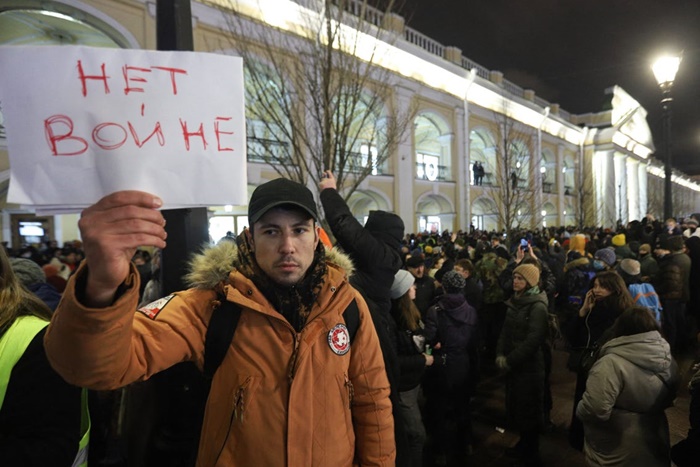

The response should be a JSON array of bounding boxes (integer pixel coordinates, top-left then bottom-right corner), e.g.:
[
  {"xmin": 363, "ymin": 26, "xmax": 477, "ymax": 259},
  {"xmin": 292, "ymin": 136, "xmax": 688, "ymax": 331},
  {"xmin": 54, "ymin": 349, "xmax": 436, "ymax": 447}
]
[
  {"xmin": 394, "ymin": 85, "xmax": 415, "ymax": 231},
  {"xmin": 626, "ymin": 158, "xmax": 640, "ymax": 222}
]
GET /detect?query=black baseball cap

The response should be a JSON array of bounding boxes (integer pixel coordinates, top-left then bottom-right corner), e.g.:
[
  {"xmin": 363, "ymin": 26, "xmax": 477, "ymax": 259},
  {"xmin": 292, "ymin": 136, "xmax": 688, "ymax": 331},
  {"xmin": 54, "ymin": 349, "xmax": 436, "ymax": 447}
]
[{"xmin": 248, "ymin": 178, "xmax": 319, "ymax": 224}]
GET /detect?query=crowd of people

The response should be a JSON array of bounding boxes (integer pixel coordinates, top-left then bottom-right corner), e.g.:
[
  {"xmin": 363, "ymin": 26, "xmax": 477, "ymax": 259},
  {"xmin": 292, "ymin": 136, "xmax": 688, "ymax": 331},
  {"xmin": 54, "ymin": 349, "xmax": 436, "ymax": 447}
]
[{"xmin": 0, "ymin": 176, "xmax": 698, "ymax": 466}]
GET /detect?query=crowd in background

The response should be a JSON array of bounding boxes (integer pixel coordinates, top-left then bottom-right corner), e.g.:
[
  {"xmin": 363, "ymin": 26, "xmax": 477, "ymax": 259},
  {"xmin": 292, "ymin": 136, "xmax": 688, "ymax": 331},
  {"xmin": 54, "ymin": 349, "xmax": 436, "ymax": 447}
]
[{"xmin": 1, "ymin": 211, "xmax": 699, "ymax": 466}]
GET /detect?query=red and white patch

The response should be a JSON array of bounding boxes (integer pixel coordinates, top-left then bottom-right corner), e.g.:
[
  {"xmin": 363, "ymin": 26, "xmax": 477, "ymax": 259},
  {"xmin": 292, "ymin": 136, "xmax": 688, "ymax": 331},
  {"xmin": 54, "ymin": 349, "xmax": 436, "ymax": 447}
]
[
  {"xmin": 137, "ymin": 294, "xmax": 175, "ymax": 319},
  {"xmin": 328, "ymin": 324, "xmax": 350, "ymax": 355}
]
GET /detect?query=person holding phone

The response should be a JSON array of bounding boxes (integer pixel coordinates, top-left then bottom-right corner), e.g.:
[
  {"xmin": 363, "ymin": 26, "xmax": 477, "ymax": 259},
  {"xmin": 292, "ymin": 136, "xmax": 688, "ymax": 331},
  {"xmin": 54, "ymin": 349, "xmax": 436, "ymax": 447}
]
[{"xmin": 565, "ymin": 271, "xmax": 634, "ymax": 451}]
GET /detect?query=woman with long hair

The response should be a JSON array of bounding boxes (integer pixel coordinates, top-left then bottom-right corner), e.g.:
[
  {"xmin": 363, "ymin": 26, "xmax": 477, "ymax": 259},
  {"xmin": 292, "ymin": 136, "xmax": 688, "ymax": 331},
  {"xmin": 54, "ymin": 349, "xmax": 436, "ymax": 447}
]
[
  {"xmin": 566, "ymin": 270, "xmax": 634, "ymax": 451},
  {"xmin": 390, "ymin": 269, "xmax": 433, "ymax": 467},
  {"xmin": 577, "ymin": 307, "xmax": 679, "ymax": 466},
  {"xmin": 0, "ymin": 247, "xmax": 83, "ymax": 466}
]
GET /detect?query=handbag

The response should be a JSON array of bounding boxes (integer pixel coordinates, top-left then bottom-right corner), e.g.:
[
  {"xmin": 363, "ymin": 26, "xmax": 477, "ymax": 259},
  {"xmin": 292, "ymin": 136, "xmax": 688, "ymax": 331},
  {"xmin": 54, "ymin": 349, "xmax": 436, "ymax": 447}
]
[{"xmin": 566, "ymin": 343, "xmax": 600, "ymax": 373}]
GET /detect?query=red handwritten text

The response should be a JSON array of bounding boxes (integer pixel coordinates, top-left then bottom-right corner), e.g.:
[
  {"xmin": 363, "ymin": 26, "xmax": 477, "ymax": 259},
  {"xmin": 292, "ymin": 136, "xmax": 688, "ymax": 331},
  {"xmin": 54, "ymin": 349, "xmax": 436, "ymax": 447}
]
[
  {"xmin": 43, "ymin": 115, "xmax": 235, "ymax": 155},
  {"xmin": 77, "ymin": 60, "xmax": 187, "ymax": 97}
]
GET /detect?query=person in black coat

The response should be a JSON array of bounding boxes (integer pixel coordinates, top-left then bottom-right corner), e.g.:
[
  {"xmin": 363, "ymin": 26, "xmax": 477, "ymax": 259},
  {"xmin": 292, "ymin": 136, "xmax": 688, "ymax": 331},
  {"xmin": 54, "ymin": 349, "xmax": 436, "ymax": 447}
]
[
  {"xmin": 423, "ymin": 271, "xmax": 479, "ymax": 464},
  {"xmin": 390, "ymin": 270, "xmax": 434, "ymax": 467},
  {"xmin": 406, "ymin": 256, "xmax": 437, "ymax": 317},
  {"xmin": 319, "ymin": 171, "xmax": 409, "ymax": 466},
  {"xmin": 564, "ymin": 270, "xmax": 635, "ymax": 451},
  {"xmin": 0, "ymin": 247, "xmax": 82, "ymax": 466},
  {"xmin": 496, "ymin": 264, "xmax": 549, "ymax": 467}
]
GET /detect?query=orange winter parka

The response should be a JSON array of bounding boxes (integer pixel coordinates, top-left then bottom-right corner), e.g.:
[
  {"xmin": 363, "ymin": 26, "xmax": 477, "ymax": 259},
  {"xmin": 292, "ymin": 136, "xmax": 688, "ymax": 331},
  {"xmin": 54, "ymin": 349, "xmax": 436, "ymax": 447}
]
[{"xmin": 45, "ymin": 242, "xmax": 395, "ymax": 467}]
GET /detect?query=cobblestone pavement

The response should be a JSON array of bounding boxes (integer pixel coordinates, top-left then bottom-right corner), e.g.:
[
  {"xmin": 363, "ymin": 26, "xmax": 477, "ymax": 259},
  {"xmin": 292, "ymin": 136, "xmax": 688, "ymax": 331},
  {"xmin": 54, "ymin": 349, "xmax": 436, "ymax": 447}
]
[{"xmin": 423, "ymin": 342, "xmax": 695, "ymax": 467}]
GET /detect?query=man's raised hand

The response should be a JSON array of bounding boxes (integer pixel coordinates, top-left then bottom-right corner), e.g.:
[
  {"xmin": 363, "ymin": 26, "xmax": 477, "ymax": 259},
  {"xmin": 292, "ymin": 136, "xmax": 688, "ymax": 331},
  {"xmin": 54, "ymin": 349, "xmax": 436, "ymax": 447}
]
[{"xmin": 78, "ymin": 191, "xmax": 166, "ymax": 307}]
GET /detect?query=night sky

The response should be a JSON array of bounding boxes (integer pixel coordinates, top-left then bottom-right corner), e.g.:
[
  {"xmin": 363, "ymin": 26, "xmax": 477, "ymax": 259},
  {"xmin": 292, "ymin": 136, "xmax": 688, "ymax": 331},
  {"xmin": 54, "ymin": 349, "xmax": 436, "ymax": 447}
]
[{"xmin": 399, "ymin": 0, "xmax": 700, "ymax": 175}]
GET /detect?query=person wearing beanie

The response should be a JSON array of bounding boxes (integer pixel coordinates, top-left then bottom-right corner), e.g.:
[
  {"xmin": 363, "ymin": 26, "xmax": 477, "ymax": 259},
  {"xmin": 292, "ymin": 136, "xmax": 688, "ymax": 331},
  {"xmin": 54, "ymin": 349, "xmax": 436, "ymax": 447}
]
[
  {"xmin": 612, "ymin": 233, "xmax": 635, "ymax": 260},
  {"xmin": 496, "ymin": 262, "xmax": 548, "ymax": 465},
  {"xmin": 593, "ymin": 248, "xmax": 617, "ymax": 270},
  {"xmin": 390, "ymin": 269, "xmax": 415, "ymax": 300},
  {"xmin": 423, "ymin": 269, "xmax": 479, "ymax": 464},
  {"xmin": 389, "ymin": 269, "xmax": 433, "ymax": 466},
  {"xmin": 638, "ymin": 243, "xmax": 659, "ymax": 283},
  {"xmin": 10, "ymin": 258, "xmax": 62, "ymax": 311},
  {"xmin": 441, "ymin": 269, "xmax": 467, "ymax": 293},
  {"xmin": 318, "ymin": 170, "xmax": 407, "ymax": 465}
]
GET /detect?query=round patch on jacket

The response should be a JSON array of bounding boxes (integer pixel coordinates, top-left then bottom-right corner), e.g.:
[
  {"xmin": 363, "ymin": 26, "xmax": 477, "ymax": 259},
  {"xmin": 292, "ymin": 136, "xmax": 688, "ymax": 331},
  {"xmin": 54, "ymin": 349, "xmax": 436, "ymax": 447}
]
[{"xmin": 328, "ymin": 324, "xmax": 350, "ymax": 355}]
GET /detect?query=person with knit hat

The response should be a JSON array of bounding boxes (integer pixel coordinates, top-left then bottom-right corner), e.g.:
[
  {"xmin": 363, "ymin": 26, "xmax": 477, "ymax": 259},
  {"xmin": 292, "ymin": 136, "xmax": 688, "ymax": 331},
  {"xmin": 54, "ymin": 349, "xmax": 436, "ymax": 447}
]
[
  {"xmin": 612, "ymin": 232, "xmax": 635, "ymax": 260},
  {"xmin": 638, "ymin": 243, "xmax": 659, "ymax": 283},
  {"xmin": 423, "ymin": 270, "xmax": 479, "ymax": 464},
  {"xmin": 496, "ymin": 263, "xmax": 549, "ymax": 466},
  {"xmin": 10, "ymin": 258, "xmax": 62, "ymax": 311},
  {"xmin": 593, "ymin": 247, "xmax": 617, "ymax": 270},
  {"xmin": 389, "ymin": 269, "xmax": 433, "ymax": 467}
]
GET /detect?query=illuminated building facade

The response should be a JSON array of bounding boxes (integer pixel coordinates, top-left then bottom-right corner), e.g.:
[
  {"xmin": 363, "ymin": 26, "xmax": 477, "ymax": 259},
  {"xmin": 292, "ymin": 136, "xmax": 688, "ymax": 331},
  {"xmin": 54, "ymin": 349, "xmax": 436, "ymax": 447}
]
[{"xmin": 1, "ymin": 0, "xmax": 698, "ymax": 246}]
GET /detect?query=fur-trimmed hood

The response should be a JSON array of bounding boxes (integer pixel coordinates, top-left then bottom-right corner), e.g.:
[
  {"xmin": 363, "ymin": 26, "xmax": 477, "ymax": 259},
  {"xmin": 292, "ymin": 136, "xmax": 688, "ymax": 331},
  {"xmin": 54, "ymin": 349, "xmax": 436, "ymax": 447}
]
[{"xmin": 184, "ymin": 240, "xmax": 355, "ymax": 290}]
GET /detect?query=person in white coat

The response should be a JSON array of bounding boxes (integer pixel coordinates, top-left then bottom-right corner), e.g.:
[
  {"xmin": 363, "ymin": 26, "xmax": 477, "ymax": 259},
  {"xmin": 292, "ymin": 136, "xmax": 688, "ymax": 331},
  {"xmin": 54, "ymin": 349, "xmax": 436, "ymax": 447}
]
[{"xmin": 576, "ymin": 306, "xmax": 679, "ymax": 466}]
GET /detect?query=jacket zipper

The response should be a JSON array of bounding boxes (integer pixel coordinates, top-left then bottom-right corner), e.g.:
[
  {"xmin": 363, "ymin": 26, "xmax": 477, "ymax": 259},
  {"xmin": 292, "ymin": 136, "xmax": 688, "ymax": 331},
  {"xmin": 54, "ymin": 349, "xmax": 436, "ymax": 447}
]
[
  {"xmin": 233, "ymin": 376, "xmax": 252, "ymax": 423},
  {"xmin": 288, "ymin": 332, "xmax": 300, "ymax": 383},
  {"xmin": 344, "ymin": 373, "xmax": 354, "ymax": 408},
  {"xmin": 212, "ymin": 376, "xmax": 252, "ymax": 466}
]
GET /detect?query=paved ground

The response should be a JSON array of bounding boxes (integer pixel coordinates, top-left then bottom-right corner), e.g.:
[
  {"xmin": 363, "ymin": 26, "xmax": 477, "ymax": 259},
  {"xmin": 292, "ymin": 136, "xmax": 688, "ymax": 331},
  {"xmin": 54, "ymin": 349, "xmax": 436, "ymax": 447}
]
[{"xmin": 423, "ymin": 342, "xmax": 696, "ymax": 467}]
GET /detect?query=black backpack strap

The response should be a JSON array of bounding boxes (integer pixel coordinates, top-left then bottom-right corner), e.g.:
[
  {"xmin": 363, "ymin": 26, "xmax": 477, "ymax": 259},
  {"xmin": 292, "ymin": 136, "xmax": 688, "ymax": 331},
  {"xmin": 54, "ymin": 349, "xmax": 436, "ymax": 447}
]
[
  {"xmin": 204, "ymin": 297, "xmax": 358, "ymax": 381},
  {"xmin": 203, "ymin": 296, "xmax": 242, "ymax": 381},
  {"xmin": 343, "ymin": 299, "xmax": 360, "ymax": 343}
]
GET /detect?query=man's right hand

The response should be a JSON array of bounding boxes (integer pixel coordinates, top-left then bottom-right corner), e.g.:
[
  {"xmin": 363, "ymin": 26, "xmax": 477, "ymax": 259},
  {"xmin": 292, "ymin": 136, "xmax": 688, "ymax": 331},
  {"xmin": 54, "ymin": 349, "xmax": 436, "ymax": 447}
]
[
  {"xmin": 319, "ymin": 170, "xmax": 337, "ymax": 191},
  {"xmin": 78, "ymin": 191, "xmax": 166, "ymax": 307}
]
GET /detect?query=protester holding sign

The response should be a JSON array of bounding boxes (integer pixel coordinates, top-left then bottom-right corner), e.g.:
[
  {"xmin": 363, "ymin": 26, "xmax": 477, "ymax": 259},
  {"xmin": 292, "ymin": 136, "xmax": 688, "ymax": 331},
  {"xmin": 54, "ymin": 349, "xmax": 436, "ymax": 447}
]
[{"xmin": 44, "ymin": 180, "xmax": 395, "ymax": 466}]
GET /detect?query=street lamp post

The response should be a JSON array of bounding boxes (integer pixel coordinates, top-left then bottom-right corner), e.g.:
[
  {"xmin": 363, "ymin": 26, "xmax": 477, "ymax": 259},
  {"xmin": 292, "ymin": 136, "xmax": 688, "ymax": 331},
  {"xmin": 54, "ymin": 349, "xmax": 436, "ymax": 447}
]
[{"xmin": 651, "ymin": 54, "xmax": 681, "ymax": 221}]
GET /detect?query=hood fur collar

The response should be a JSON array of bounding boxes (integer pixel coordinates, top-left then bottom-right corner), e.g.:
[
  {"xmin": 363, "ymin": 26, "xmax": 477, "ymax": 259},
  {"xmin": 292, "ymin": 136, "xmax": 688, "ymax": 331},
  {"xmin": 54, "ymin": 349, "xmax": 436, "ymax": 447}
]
[{"xmin": 184, "ymin": 240, "xmax": 354, "ymax": 290}]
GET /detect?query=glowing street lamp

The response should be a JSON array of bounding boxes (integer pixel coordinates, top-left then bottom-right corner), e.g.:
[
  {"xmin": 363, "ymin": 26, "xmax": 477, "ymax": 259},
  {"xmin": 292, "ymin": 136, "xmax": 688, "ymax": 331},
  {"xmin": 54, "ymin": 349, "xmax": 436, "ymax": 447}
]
[{"xmin": 651, "ymin": 53, "xmax": 682, "ymax": 220}]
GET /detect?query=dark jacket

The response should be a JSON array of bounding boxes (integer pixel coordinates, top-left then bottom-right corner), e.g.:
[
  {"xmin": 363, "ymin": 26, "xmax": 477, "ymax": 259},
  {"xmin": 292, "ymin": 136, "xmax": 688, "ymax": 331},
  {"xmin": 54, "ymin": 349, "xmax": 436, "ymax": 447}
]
[
  {"xmin": 0, "ymin": 328, "xmax": 82, "ymax": 466},
  {"xmin": 655, "ymin": 251, "xmax": 691, "ymax": 302},
  {"xmin": 320, "ymin": 188, "xmax": 406, "ymax": 466},
  {"xmin": 424, "ymin": 293, "xmax": 479, "ymax": 391},
  {"xmin": 638, "ymin": 253, "xmax": 659, "ymax": 283},
  {"xmin": 497, "ymin": 290, "xmax": 549, "ymax": 430},
  {"xmin": 27, "ymin": 282, "xmax": 62, "ymax": 312},
  {"xmin": 463, "ymin": 276, "xmax": 483, "ymax": 311},
  {"xmin": 390, "ymin": 308, "xmax": 427, "ymax": 392},
  {"xmin": 565, "ymin": 297, "xmax": 623, "ymax": 351},
  {"xmin": 413, "ymin": 275, "xmax": 436, "ymax": 316}
]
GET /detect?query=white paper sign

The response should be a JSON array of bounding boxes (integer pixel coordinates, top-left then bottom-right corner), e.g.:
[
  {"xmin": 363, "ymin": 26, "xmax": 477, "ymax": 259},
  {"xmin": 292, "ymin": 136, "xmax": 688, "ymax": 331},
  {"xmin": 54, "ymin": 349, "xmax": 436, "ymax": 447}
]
[{"xmin": 0, "ymin": 45, "xmax": 247, "ymax": 212}]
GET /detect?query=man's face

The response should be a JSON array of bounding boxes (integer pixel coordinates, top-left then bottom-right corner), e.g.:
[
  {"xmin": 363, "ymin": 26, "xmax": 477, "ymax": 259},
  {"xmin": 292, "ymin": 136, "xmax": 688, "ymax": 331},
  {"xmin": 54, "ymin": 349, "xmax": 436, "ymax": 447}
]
[
  {"xmin": 250, "ymin": 207, "xmax": 319, "ymax": 287},
  {"xmin": 408, "ymin": 264, "xmax": 425, "ymax": 279},
  {"xmin": 454, "ymin": 265, "xmax": 469, "ymax": 279}
]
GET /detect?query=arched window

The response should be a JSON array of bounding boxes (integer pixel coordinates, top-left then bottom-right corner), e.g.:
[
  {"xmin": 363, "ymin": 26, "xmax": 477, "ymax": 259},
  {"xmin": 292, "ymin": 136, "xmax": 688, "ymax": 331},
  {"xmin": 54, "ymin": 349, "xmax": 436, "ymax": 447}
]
[
  {"xmin": 509, "ymin": 140, "xmax": 531, "ymax": 190},
  {"xmin": 541, "ymin": 202, "xmax": 557, "ymax": 227},
  {"xmin": 469, "ymin": 128, "xmax": 496, "ymax": 186},
  {"xmin": 244, "ymin": 61, "xmax": 293, "ymax": 165},
  {"xmin": 337, "ymin": 93, "xmax": 385, "ymax": 176},
  {"xmin": 414, "ymin": 113, "xmax": 451, "ymax": 181},
  {"xmin": 563, "ymin": 153, "xmax": 576, "ymax": 195},
  {"xmin": 471, "ymin": 196, "xmax": 498, "ymax": 231},
  {"xmin": 541, "ymin": 149, "xmax": 556, "ymax": 193}
]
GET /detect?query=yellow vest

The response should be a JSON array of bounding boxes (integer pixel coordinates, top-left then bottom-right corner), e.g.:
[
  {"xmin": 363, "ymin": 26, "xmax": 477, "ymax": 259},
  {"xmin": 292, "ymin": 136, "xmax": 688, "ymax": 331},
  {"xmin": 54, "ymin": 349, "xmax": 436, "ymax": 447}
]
[{"xmin": 0, "ymin": 315, "xmax": 90, "ymax": 466}]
